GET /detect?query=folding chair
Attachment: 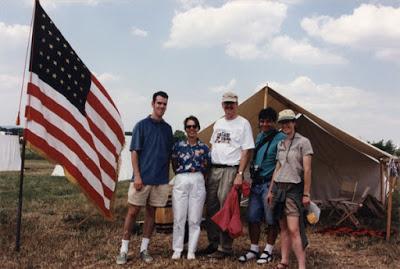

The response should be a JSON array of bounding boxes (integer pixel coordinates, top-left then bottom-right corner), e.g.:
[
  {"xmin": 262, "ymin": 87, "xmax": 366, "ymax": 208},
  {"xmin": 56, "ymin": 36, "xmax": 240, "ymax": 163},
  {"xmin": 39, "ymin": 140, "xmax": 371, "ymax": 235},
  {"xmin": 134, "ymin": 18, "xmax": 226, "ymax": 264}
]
[
  {"xmin": 335, "ymin": 186, "xmax": 371, "ymax": 227},
  {"xmin": 328, "ymin": 179, "xmax": 358, "ymax": 218}
]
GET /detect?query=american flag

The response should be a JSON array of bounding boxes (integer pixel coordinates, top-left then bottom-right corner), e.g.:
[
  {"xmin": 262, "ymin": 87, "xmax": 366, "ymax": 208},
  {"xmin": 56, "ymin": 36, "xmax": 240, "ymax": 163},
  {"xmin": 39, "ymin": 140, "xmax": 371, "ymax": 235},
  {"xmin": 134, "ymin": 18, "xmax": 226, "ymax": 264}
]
[{"xmin": 25, "ymin": 1, "xmax": 125, "ymax": 219}]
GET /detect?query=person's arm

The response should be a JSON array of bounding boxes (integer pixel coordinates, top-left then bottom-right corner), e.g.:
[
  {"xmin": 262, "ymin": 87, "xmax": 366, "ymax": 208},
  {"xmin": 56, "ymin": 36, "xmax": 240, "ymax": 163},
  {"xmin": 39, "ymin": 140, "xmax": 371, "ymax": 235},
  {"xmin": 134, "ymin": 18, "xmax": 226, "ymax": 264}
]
[
  {"xmin": 131, "ymin": 150, "xmax": 143, "ymax": 191},
  {"xmin": 266, "ymin": 161, "xmax": 281, "ymax": 205},
  {"xmin": 233, "ymin": 149, "xmax": 251, "ymax": 185},
  {"xmin": 302, "ymin": 155, "xmax": 312, "ymax": 206}
]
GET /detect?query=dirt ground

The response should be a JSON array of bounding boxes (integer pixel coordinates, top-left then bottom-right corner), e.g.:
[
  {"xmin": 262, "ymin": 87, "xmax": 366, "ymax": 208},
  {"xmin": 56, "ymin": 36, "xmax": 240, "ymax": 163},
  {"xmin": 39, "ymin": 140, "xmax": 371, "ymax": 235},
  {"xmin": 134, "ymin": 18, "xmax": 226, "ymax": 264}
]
[{"xmin": 1, "ymin": 160, "xmax": 399, "ymax": 269}]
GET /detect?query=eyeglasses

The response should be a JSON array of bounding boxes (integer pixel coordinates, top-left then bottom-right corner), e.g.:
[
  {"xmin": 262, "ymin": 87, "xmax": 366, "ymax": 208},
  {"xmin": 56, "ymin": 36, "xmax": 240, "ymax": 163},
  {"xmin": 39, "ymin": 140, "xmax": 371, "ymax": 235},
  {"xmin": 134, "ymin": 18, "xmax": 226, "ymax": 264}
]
[{"xmin": 185, "ymin": 125, "xmax": 197, "ymax": 129}]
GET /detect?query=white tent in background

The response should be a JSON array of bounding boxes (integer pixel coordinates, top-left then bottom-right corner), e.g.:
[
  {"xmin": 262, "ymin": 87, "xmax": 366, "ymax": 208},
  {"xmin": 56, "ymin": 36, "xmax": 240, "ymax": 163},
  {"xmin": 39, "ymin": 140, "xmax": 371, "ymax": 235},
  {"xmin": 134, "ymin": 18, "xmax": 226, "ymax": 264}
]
[
  {"xmin": 51, "ymin": 135, "xmax": 132, "ymax": 181},
  {"xmin": 0, "ymin": 134, "xmax": 21, "ymax": 171}
]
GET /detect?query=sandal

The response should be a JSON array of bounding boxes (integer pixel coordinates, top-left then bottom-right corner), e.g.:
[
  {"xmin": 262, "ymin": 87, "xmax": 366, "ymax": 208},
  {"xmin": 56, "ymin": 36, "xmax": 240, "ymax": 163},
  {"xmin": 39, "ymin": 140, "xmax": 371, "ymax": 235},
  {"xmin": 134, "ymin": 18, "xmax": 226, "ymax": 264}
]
[
  {"xmin": 256, "ymin": 250, "xmax": 273, "ymax": 264},
  {"xmin": 238, "ymin": 249, "xmax": 259, "ymax": 262},
  {"xmin": 274, "ymin": 262, "xmax": 289, "ymax": 269}
]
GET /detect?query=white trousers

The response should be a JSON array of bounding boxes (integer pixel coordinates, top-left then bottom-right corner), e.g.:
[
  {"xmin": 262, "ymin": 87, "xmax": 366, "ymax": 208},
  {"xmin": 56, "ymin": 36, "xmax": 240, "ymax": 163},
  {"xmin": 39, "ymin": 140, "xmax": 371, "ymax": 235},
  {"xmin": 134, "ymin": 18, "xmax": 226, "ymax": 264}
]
[{"xmin": 172, "ymin": 172, "xmax": 206, "ymax": 253}]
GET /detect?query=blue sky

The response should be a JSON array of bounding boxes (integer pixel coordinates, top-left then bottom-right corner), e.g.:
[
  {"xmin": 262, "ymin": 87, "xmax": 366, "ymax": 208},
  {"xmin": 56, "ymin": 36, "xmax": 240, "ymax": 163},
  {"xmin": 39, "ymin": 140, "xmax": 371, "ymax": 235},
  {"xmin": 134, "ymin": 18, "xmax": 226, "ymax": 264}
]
[{"xmin": 1, "ymin": 0, "xmax": 399, "ymax": 146}]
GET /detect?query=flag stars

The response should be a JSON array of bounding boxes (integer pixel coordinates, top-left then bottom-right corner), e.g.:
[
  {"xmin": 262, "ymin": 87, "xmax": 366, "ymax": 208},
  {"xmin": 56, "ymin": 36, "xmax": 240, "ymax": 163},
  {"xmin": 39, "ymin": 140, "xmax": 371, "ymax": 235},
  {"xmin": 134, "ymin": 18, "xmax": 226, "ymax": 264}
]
[
  {"xmin": 42, "ymin": 38, "xmax": 46, "ymax": 43},
  {"xmin": 39, "ymin": 51, "xmax": 43, "ymax": 56},
  {"xmin": 67, "ymin": 86, "xmax": 71, "ymax": 90},
  {"xmin": 74, "ymin": 80, "xmax": 78, "ymax": 85},
  {"xmin": 48, "ymin": 30, "xmax": 52, "ymax": 36},
  {"xmin": 46, "ymin": 68, "xmax": 50, "ymax": 73},
  {"xmin": 53, "ymin": 60, "xmax": 57, "ymax": 66},
  {"xmin": 41, "ymin": 25, "xmax": 45, "ymax": 30},
  {"xmin": 46, "ymin": 55, "xmax": 50, "ymax": 60},
  {"xmin": 73, "ymin": 66, "xmax": 78, "ymax": 71},
  {"xmin": 60, "ymin": 80, "xmax": 64, "ymax": 85},
  {"xmin": 79, "ymin": 87, "xmax": 83, "ymax": 92},
  {"xmin": 67, "ymin": 74, "xmax": 72, "ymax": 79},
  {"xmin": 42, "ymin": 14, "xmax": 46, "ymax": 18},
  {"xmin": 52, "ymin": 73, "xmax": 57, "ymax": 79},
  {"xmin": 39, "ymin": 64, "xmax": 43, "ymax": 69},
  {"xmin": 49, "ymin": 44, "xmax": 53, "ymax": 49},
  {"xmin": 63, "ymin": 43, "xmax": 67, "ymax": 48},
  {"xmin": 66, "ymin": 58, "xmax": 70, "ymax": 64},
  {"xmin": 60, "ymin": 67, "xmax": 65, "ymax": 72},
  {"xmin": 81, "ymin": 74, "xmax": 85, "ymax": 79},
  {"xmin": 56, "ymin": 37, "xmax": 60, "ymax": 42},
  {"xmin": 57, "ymin": 51, "xmax": 61, "ymax": 56},
  {"xmin": 73, "ymin": 93, "xmax": 77, "ymax": 98}
]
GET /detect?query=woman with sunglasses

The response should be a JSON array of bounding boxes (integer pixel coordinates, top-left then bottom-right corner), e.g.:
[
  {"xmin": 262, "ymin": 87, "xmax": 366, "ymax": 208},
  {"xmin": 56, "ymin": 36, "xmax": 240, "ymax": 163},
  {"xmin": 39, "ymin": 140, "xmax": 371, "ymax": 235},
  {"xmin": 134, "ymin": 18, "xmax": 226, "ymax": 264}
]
[
  {"xmin": 171, "ymin": 115, "xmax": 210, "ymax": 260},
  {"xmin": 266, "ymin": 109, "xmax": 313, "ymax": 269}
]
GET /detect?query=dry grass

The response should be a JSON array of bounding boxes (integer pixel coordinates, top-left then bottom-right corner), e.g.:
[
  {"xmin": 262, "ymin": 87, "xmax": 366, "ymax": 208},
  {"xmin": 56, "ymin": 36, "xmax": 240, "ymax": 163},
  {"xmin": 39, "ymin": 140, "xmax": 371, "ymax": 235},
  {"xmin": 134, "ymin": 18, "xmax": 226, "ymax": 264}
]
[{"xmin": 1, "ymin": 160, "xmax": 399, "ymax": 268}]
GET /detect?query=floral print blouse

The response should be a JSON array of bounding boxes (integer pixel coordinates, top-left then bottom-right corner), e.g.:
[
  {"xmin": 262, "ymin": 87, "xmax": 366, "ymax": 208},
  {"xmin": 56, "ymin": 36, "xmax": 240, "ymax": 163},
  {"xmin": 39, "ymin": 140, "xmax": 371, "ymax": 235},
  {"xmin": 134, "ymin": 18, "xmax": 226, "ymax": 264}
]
[{"xmin": 171, "ymin": 139, "xmax": 211, "ymax": 174}]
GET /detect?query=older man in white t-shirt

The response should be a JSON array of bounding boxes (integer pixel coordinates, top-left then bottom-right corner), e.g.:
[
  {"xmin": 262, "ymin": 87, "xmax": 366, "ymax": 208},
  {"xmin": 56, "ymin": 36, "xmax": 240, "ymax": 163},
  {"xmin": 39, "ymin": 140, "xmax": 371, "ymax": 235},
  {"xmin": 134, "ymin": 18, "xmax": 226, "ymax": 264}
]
[{"xmin": 202, "ymin": 91, "xmax": 255, "ymax": 259}]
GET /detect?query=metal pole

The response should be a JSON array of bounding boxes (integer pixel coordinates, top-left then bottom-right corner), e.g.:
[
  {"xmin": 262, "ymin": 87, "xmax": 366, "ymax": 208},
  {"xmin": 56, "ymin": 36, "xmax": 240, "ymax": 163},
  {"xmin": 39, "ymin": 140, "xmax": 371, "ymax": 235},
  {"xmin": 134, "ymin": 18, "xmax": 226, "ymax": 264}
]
[{"xmin": 15, "ymin": 137, "xmax": 26, "ymax": 252}]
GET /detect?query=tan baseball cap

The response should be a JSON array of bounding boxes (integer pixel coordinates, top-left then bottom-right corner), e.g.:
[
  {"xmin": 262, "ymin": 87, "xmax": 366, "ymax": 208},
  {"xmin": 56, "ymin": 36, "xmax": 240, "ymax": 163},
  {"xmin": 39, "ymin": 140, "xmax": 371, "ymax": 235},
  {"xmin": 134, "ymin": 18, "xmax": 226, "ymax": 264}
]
[
  {"xmin": 277, "ymin": 109, "xmax": 296, "ymax": 123},
  {"xmin": 222, "ymin": 91, "xmax": 238, "ymax": 102}
]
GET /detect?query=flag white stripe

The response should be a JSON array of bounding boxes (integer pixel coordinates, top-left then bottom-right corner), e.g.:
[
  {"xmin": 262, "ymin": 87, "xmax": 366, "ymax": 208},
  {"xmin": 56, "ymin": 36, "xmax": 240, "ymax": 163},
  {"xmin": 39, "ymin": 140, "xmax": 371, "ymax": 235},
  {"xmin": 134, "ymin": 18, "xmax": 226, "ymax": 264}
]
[
  {"xmin": 90, "ymin": 82, "xmax": 124, "ymax": 133},
  {"xmin": 31, "ymin": 73, "xmax": 120, "ymax": 173},
  {"xmin": 27, "ymin": 120, "xmax": 110, "ymax": 209},
  {"xmin": 85, "ymin": 103, "xmax": 122, "ymax": 153}
]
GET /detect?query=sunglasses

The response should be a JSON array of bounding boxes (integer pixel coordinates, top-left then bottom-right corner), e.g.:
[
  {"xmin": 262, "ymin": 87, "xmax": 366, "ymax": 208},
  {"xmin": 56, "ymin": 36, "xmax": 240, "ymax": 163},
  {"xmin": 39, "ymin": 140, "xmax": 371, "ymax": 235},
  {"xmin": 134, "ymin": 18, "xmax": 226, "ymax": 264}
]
[{"xmin": 185, "ymin": 125, "xmax": 198, "ymax": 129}]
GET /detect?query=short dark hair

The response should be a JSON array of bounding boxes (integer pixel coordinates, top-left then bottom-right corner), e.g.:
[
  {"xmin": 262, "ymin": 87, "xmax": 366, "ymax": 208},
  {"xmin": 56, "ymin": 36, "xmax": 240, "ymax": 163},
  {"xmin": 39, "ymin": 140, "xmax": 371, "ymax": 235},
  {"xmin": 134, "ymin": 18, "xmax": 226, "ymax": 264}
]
[
  {"xmin": 258, "ymin": 107, "xmax": 277, "ymax": 122},
  {"xmin": 184, "ymin": 115, "xmax": 200, "ymax": 130},
  {"xmin": 152, "ymin": 91, "xmax": 169, "ymax": 103}
]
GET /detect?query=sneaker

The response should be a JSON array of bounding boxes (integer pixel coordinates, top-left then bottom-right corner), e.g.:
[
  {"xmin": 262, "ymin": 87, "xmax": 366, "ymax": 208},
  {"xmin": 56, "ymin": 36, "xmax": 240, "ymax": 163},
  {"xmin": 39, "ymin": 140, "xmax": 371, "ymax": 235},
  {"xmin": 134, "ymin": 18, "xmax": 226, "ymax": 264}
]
[
  {"xmin": 140, "ymin": 250, "xmax": 153, "ymax": 263},
  {"xmin": 171, "ymin": 251, "xmax": 181, "ymax": 260},
  {"xmin": 187, "ymin": 252, "xmax": 195, "ymax": 260},
  {"xmin": 256, "ymin": 250, "xmax": 273, "ymax": 264},
  {"xmin": 208, "ymin": 250, "xmax": 232, "ymax": 259},
  {"xmin": 116, "ymin": 252, "xmax": 127, "ymax": 265},
  {"xmin": 197, "ymin": 244, "xmax": 218, "ymax": 255}
]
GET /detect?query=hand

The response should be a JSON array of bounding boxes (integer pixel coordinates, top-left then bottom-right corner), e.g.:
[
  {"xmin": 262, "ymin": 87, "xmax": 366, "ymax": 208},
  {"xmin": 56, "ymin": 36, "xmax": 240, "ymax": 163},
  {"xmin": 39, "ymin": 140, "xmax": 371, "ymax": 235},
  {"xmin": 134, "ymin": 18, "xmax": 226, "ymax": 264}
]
[
  {"xmin": 134, "ymin": 176, "xmax": 143, "ymax": 191},
  {"xmin": 233, "ymin": 174, "xmax": 243, "ymax": 186},
  {"xmin": 302, "ymin": 195, "xmax": 310, "ymax": 207},
  {"xmin": 266, "ymin": 192, "xmax": 273, "ymax": 206}
]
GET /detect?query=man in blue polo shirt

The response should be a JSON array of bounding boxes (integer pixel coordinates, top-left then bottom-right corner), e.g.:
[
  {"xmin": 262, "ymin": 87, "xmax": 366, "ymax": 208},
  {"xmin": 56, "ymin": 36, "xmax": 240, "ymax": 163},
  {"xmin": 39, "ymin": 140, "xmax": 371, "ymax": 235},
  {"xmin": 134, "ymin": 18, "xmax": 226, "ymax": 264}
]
[
  {"xmin": 238, "ymin": 107, "xmax": 285, "ymax": 264},
  {"xmin": 116, "ymin": 91, "xmax": 173, "ymax": 265}
]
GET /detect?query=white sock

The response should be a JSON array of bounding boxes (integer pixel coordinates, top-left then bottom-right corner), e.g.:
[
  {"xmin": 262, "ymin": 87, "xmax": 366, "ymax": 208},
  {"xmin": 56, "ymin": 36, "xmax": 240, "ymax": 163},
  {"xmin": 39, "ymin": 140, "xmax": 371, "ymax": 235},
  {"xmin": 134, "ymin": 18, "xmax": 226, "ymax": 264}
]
[
  {"xmin": 140, "ymin": 238, "xmax": 150, "ymax": 252},
  {"xmin": 120, "ymin": 239, "xmax": 129, "ymax": 254},
  {"xmin": 250, "ymin": 244, "xmax": 259, "ymax": 253},
  {"xmin": 264, "ymin": 244, "xmax": 273, "ymax": 254}
]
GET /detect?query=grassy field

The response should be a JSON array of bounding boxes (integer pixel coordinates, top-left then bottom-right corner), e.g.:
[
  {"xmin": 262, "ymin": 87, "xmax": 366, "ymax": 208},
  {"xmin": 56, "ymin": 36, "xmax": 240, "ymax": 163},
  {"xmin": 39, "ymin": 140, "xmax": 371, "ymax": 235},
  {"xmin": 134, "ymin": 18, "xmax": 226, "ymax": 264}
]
[{"xmin": 1, "ymin": 160, "xmax": 399, "ymax": 268}]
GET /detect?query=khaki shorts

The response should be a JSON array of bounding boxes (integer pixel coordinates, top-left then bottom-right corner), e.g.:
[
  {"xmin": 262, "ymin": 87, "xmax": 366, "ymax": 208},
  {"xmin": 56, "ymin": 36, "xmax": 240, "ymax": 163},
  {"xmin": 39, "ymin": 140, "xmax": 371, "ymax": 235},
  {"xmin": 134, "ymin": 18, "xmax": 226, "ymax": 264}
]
[
  {"xmin": 127, "ymin": 183, "xmax": 170, "ymax": 207},
  {"xmin": 283, "ymin": 197, "xmax": 300, "ymax": 217}
]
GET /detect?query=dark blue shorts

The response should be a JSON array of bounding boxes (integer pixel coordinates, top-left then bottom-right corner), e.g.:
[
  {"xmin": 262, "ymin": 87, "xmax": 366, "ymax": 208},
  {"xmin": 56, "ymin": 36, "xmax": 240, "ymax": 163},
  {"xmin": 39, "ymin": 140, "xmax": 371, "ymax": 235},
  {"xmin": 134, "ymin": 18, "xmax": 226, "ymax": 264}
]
[{"xmin": 247, "ymin": 182, "xmax": 275, "ymax": 225}]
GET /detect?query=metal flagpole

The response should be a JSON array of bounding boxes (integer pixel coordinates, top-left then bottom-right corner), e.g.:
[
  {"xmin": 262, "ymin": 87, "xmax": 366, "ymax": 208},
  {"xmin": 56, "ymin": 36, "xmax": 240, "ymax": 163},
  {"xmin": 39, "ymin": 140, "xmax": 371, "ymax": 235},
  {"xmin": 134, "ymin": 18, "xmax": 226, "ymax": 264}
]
[
  {"xmin": 15, "ymin": 138, "xmax": 26, "ymax": 252},
  {"xmin": 15, "ymin": 0, "xmax": 37, "ymax": 252}
]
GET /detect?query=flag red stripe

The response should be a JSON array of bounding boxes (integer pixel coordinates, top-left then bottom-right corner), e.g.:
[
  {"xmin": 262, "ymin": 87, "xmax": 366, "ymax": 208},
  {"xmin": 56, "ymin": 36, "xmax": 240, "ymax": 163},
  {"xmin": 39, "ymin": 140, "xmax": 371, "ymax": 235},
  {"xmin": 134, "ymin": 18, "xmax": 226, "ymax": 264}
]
[
  {"xmin": 26, "ymin": 106, "xmax": 114, "ymax": 199},
  {"xmin": 27, "ymin": 82, "xmax": 118, "ymax": 180},
  {"xmin": 25, "ymin": 129, "xmax": 111, "ymax": 217},
  {"xmin": 87, "ymin": 91, "xmax": 125, "ymax": 145},
  {"xmin": 86, "ymin": 117, "xmax": 118, "ymax": 159},
  {"xmin": 91, "ymin": 75, "xmax": 119, "ymax": 113}
]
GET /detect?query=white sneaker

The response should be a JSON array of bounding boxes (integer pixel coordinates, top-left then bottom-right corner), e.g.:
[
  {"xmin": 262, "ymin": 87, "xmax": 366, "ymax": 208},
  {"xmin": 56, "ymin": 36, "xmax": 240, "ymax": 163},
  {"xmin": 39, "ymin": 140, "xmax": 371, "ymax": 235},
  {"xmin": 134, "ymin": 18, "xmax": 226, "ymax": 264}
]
[
  {"xmin": 187, "ymin": 252, "xmax": 195, "ymax": 260},
  {"xmin": 116, "ymin": 252, "xmax": 127, "ymax": 265},
  {"xmin": 172, "ymin": 251, "xmax": 181, "ymax": 260}
]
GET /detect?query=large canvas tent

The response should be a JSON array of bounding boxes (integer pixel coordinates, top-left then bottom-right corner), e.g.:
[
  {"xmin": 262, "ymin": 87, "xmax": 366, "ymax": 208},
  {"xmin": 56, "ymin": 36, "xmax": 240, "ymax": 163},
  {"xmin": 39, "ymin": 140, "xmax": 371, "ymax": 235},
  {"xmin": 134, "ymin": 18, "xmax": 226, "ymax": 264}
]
[{"xmin": 198, "ymin": 86, "xmax": 393, "ymax": 203}]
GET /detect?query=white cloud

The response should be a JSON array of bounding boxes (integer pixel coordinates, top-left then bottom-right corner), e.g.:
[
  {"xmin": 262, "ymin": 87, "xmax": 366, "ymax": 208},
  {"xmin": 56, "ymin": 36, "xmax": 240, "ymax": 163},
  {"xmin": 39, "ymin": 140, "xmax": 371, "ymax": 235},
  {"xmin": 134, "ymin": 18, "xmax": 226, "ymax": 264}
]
[
  {"xmin": 165, "ymin": 1, "xmax": 287, "ymax": 49},
  {"xmin": 176, "ymin": 0, "xmax": 206, "ymax": 10},
  {"xmin": 0, "ymin": 22, "xmax": 30, "ymax": 72},
  {"xmin": 165, "ymin": 1, "xmax": 344, "ymax": 64},
  {"xmin": 266, "ymin": 76, "xmax": 400, "ymax": 144},
  {"xmin": 130, "ymin": 27, "xmax": 148, "ymax": 37},
  {"xmin": 268, "ymin": 35, "xmax": 347, "ymax": 64},
  {"xmin": 209, "ymin": 78, "xmax": 237, "ymax": 93},
  {"xmin": 301, "ymin": 4, "xmax": 400, "ymax": 63},
  {"xmin": 0, "ymin": 73, "xmax": 25, "ymax": 125}
]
